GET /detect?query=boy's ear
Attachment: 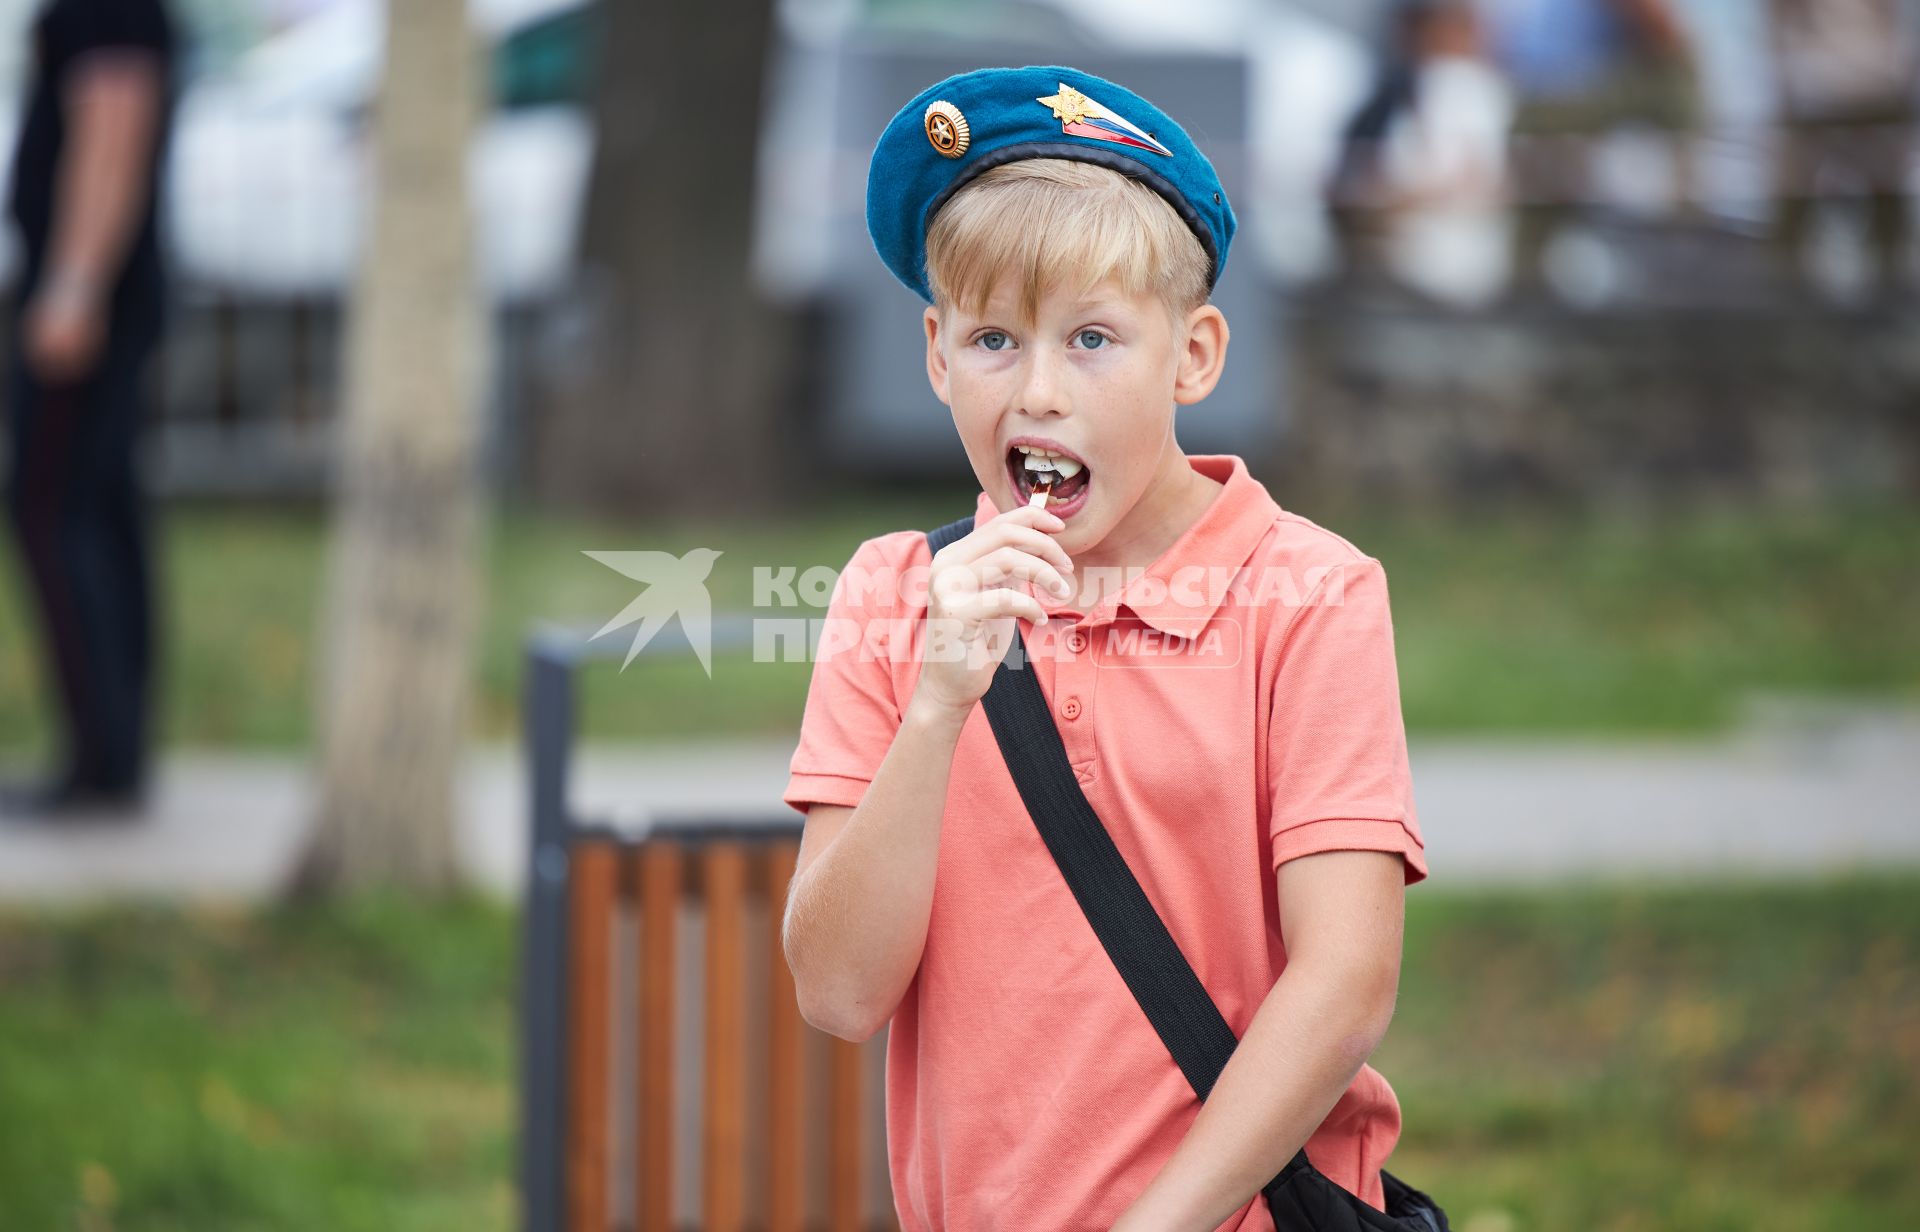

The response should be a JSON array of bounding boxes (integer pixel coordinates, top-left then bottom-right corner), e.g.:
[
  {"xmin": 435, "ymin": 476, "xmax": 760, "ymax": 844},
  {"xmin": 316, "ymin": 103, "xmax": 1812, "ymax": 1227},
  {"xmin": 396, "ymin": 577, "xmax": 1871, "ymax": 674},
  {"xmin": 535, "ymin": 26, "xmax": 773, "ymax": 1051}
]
[
  {"xmin": 923, "ymin": 305, "xmax": 952, "ymax": 407},
  {"xmin": 1173, "ymin": 304, "xmax": 1229, "ymax": 406}
]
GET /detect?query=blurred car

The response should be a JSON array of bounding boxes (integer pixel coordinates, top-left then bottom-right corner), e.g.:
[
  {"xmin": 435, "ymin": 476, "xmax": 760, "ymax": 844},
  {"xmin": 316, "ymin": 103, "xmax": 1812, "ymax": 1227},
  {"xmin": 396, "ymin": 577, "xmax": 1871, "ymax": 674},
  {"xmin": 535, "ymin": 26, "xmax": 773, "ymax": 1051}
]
[{"xmin": 0, "ymin": 0, "xmax": 595, "ymax": 305}]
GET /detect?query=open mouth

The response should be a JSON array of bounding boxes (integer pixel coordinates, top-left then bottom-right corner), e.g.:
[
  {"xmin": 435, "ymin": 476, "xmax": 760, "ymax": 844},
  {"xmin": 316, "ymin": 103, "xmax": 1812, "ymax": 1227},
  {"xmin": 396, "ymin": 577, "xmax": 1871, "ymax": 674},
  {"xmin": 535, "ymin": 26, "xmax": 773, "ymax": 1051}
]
[{"xmin": 1008, "ymin": 444, "xmax": 1092, "ymax": 513}]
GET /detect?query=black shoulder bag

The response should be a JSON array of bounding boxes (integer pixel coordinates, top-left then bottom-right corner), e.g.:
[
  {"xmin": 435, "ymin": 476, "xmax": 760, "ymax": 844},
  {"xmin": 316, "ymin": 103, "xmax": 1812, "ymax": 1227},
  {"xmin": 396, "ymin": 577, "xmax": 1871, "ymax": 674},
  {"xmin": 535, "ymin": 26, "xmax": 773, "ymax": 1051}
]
[{"xmin": 925, "ymin": 516, "xmax": 1449, "ymax": 1232}]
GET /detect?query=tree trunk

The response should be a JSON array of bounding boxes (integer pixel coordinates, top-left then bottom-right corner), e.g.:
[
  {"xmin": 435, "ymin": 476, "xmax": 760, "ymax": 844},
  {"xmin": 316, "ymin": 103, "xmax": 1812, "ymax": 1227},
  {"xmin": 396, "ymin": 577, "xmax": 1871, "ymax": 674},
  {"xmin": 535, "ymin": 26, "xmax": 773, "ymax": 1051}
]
[
  {"xmin": 527, "ymin": 0, "xmax": 795, "ymax": 519},
  {"xmin": 298, "ymin": 0, "xmax": 484, "ymax": 895}
]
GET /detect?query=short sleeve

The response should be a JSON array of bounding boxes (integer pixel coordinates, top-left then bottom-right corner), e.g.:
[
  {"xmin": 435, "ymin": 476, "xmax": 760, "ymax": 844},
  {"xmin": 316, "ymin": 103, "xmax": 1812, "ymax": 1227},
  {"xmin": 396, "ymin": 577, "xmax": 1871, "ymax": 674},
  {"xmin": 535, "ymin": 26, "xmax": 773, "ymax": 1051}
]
[
  {"xmin": 1267, "ymin": 556, "xmax": 1429, "ymax": 885},
  {"xmin": 781, "ymin": 536, "xmax": 910, "ymax": 816}
]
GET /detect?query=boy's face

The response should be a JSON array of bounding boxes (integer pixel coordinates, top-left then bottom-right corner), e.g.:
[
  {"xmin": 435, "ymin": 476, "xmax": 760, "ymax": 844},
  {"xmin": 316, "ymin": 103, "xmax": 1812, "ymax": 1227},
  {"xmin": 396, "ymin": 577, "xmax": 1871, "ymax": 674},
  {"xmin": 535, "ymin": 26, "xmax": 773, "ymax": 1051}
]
[{"xmin": 923, "ymin": 275, "xmax": 1228, "ymax": 559}]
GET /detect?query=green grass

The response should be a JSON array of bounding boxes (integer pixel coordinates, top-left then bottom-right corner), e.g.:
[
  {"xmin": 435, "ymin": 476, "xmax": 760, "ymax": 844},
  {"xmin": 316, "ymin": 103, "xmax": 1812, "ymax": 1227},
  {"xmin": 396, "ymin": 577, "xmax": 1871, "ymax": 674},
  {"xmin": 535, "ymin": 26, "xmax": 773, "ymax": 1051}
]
[
  {"xmin": 1, "ymin": 875, "xmax": 1914, "ymax": 1230},
  {"xmin": 0, "ymin": 494, "xmax": 1914, "ymax": 754},
  {"xmin": 1341, "ymin": 500, "xmax": 1920, "ymax": 737},
  {"xmin": 1375, "ymin": 874, "xmax": 1920, "ymax": 1230},
  {"xmin": 0, "ymin": 897, "xmax": 516, "ymax": 1232}
]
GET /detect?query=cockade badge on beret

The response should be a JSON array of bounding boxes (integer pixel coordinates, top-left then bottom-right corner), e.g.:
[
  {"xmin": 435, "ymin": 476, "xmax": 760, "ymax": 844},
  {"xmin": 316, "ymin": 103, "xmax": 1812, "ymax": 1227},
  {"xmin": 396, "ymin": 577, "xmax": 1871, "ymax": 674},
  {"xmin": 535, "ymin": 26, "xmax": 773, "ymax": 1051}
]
[
  {"xmin": 924, "ymin": 100, "xmax": 970, "ymax": 158},
  {"xmin": 866, "ymin": 64, "xmax": 1237, "ymax": 303}
]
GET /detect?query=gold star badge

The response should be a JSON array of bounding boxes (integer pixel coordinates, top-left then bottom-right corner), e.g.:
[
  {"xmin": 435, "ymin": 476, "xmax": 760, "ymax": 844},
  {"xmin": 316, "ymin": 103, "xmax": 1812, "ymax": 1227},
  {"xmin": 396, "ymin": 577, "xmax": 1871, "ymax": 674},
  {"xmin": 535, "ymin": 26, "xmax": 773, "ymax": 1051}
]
[{"xmin": 1037, "ymin": 84, "xmax": 1094, "ymax": 127}]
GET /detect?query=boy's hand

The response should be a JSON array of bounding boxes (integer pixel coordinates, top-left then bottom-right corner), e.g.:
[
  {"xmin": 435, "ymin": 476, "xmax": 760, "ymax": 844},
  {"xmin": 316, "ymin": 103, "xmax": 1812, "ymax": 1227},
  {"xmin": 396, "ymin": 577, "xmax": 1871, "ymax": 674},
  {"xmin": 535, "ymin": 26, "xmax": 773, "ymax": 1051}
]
[{"xmin": 911, "ymin": 503, "xmax": 1074, "ymax": 721}]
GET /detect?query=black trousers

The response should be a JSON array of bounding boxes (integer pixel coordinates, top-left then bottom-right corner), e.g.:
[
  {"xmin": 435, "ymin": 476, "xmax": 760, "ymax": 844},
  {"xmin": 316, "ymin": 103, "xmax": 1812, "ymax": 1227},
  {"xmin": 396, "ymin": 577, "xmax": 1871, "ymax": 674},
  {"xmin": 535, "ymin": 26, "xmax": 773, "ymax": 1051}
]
[{"xmin": 3, "ymin": 306, "xmax": 159, "ymax": 791}]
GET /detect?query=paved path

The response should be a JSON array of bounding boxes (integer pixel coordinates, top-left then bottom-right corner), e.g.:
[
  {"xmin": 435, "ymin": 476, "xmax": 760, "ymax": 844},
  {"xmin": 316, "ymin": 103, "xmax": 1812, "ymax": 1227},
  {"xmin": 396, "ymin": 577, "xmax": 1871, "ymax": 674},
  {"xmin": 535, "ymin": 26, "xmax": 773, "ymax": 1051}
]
[{"xmin": 1, "ymin": 701, "xmax": 1914, "ymax": 902}]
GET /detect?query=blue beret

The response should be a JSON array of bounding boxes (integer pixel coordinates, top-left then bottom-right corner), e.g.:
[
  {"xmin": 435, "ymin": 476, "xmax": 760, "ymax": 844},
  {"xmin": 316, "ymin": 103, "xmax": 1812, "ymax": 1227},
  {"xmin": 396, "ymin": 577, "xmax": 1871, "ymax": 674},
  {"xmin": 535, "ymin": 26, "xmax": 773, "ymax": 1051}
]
[{"xmin": 865, "ymin": 64, "xmax": 1237, "ymax": 303}]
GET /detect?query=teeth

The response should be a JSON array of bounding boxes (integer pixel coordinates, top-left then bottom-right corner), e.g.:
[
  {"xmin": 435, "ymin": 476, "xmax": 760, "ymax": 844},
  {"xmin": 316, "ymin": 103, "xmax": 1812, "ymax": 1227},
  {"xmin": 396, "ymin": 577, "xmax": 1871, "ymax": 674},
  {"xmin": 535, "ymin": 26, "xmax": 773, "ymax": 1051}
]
[
  {"xmin": 1014, "ymin": 445, "xmax": 1084, "ymax": 479},
  {"xmin": 1023, "ymin": 457, "xmax": 1083, "ymax": 479}
]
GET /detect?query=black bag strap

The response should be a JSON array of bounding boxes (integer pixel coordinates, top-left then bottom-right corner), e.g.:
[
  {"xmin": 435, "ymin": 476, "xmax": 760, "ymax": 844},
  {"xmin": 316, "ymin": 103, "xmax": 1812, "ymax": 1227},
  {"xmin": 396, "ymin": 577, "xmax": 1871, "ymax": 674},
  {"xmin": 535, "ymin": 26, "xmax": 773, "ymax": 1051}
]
[
  {"xmin": 923, "ymin": 515, "xmax": 1317, "ymax": 1202},
  {"xmin": 925, "ymin": 515, "xmax": 1449, "ymax": 1230}
]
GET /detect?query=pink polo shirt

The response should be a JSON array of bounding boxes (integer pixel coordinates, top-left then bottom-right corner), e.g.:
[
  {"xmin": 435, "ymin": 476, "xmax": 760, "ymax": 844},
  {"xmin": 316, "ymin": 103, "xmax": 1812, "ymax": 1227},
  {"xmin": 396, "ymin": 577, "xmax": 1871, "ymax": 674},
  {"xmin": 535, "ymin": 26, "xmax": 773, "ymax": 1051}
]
[{"xmin": 783, "ymin": 453, "xmax": 1429, "ymax": 1232}]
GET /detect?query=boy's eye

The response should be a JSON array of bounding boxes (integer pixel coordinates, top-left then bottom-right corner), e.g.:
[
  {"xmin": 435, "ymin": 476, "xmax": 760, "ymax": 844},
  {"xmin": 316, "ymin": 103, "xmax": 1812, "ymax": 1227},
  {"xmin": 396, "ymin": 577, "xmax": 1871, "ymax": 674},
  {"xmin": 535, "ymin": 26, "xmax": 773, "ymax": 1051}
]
[
  {"xmin": 1077, "ymin": 330, "xmax": 1108, "ymax": 350},
  {"xmin": 978, "ymin": 331, "xmax": 1009, "ymax": 352}
]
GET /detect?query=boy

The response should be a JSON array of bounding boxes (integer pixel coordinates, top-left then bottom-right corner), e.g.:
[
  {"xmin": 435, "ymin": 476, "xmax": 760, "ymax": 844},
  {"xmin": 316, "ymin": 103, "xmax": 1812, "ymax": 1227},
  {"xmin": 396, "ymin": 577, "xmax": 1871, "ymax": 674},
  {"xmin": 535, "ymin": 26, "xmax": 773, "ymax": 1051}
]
[{"xmin": 782, "ymin": 66, "xmax": 1430, "ymax": 1232}]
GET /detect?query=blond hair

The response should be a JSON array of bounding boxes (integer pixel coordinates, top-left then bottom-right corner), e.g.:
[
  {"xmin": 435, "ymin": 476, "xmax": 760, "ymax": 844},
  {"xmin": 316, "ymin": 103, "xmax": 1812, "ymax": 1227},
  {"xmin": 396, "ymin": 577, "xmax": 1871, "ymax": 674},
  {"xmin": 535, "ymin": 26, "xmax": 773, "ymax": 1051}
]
[{"xmin": 923, "ymin": 160, "xmax": 1210, "ymax": 327}]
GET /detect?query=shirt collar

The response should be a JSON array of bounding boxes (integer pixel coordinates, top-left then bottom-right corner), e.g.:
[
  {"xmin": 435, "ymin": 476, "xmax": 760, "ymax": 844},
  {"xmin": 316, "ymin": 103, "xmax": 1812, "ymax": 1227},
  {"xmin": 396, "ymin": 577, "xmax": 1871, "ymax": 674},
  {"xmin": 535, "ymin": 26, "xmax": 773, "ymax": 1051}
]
[{"xmin": 971, "ymin": 453, "xmax": 1280, "ymax": 638}]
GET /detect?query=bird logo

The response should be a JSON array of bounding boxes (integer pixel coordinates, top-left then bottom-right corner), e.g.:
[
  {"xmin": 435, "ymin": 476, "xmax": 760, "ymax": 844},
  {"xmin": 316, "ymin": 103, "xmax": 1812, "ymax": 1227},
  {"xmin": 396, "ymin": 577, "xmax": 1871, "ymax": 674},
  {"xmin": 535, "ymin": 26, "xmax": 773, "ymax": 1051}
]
[{"xmin": 584, "ymin": 547, "xmax": 724, "ymax": 676}]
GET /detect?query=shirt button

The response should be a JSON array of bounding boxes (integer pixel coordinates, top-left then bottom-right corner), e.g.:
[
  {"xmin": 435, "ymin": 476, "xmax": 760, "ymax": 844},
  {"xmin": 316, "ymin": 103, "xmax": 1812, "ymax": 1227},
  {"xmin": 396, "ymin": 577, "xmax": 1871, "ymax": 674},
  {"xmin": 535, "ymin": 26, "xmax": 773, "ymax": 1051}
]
[
  {"xmin": 1066, "ymin": 630, "xmax": 1087, "ymax": 653},
  {"xmin": 1061, "ymin": 697, "xmax": 1081, "ymax": 720}
]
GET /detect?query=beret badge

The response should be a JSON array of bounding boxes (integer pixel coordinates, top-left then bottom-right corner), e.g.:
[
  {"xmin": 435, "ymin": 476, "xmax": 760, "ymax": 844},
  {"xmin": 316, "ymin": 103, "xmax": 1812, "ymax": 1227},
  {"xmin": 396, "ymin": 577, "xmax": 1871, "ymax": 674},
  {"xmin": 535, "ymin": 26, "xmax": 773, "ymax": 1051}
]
[
  {"xmin": 923, "ymin": 100, "xmax": 970, "ymax": 159},
  {"xmin": 1036, "ymin": 82, "xmax": 1171, "ymax": 157}
]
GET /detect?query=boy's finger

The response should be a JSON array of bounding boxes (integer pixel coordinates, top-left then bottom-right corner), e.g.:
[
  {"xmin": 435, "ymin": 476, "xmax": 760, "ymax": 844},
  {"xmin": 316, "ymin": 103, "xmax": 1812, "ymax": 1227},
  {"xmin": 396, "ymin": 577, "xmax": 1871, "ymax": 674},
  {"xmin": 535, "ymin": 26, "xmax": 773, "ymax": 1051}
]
[
  {"xmin": 938, "ymin": 509, "xmax": 1072, "ymax": 579},
  {"xmin": 993, "ymin": 525, "xmax": 1075, "ymax": 579},
  {"xmin": 975, "ymin": 547, "xmax": 1073, "ymax": 599},
  {"xmin": 1018, "ymin": 503, "xmax": 1068, "ymax": 533},
  {"xmin": 985, "ymin": 503, "xmax": 1066, "ymax": 535},
  {"xmin": 973, "ymin": 588, "xmax": 1049, "ymax": 626},
  {"xmin": 965, "ymin": 518, "xmax": 1073, "ymax": 573}
]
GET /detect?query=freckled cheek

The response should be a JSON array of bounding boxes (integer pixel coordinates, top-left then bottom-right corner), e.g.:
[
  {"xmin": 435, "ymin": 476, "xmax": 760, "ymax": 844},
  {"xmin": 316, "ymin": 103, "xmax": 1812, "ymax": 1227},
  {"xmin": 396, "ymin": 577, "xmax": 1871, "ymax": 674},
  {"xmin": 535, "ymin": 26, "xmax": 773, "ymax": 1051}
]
[
  {"xmin": 949, "ymin": 395, "xmax": 995, "ymax": 440},
  {"xmin": 1076, "ymin": 351, "xmax": 1152, "ymax": 391},
  {"xmin": 950, "ymin": 354, "xmax": 1016, "ymax": 392},
  {"xmin": 946, "ymin": 392, "xmax": 1004, "ymax": 460}
]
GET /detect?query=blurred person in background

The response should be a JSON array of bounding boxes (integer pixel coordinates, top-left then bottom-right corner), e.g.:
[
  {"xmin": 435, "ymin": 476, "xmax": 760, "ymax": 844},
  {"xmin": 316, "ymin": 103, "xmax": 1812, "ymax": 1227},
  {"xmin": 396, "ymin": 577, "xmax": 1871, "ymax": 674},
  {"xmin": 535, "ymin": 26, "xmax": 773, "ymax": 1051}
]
[
  {"xmin": 0, "ymin": 0, "xmax": 176, "ymax": 819},
  {"xmin": 1327, "ymin": 0, "xmax": 1515, "ymax": 307},
  {"xmin": 1480, "ymin": 0, "xmax": 1700, "ymax": 288},
  {"xmin": 1767, "ymin": 0, "xmax": 1919, "ymax": 300}
]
